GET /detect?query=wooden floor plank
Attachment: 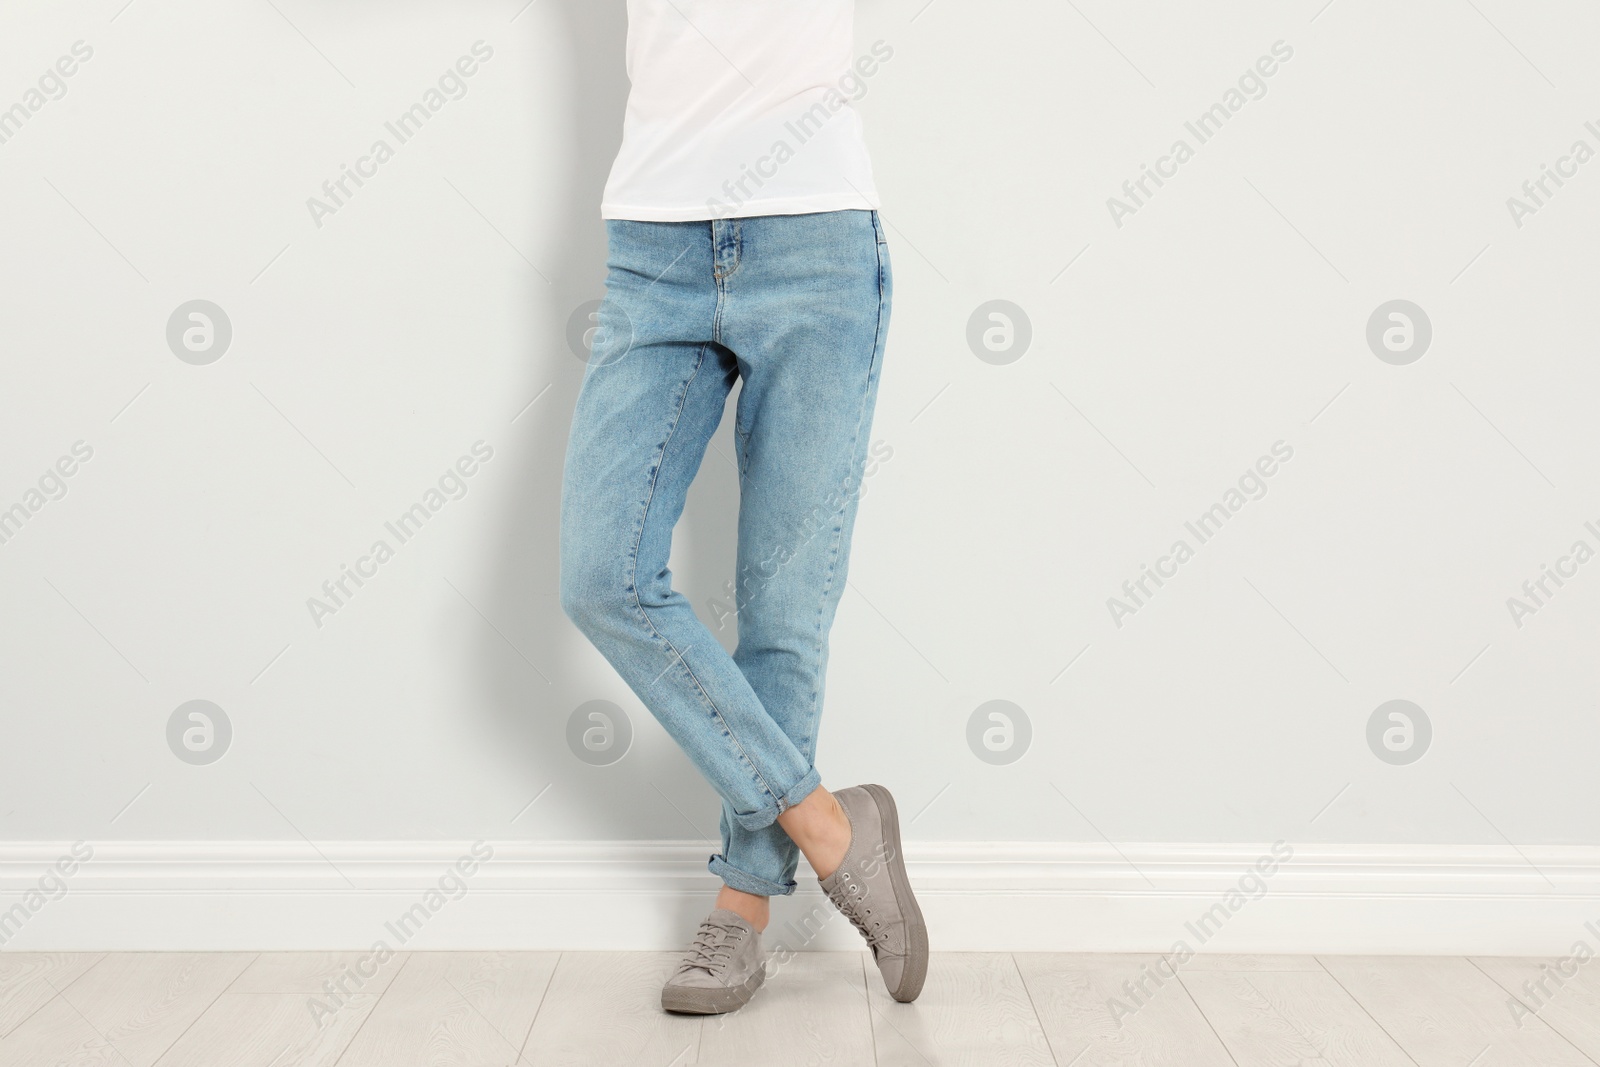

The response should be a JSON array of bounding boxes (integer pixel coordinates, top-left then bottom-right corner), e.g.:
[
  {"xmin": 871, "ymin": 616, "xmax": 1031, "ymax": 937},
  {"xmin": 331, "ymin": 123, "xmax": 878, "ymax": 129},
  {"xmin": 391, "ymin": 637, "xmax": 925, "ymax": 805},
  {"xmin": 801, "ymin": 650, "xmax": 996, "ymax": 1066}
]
[
  {"xmin": 1319, "ymin": 955, "xmax": 1596, "ymax": 1066},
  {"xmin": 1179, "ymin": 955, "xmax": 1324, "ymax": 972},
  {"xmin": 228, "ymin": 951, "xmax": 408, "ymax": 995},
  {"xmin": 1014, "ymin": 953, "xmax": 1234, "ymax": 1066},
  {"xmin": 696, "ymin": 952, "xmax": 873, "ymax": 1066},
  {"xmin": 0, "ymin": 952, "xmax": 103, "ymax": 1037},
  {"xmin": 335, "ymin": 952, "xmax": 558, "ymax": 1067},
  {"xmin": 150, "ymin": 992, "xmax": 376, "ymax": 1067},
  {"xmin": 0, "ymin": 994, "xmax": 122, "ymax": 1067},
  {"xmin": 521, "ymin": 952, "xmax": 701, "ymax": 1067},
  {"xmin": 1, "ymin": 953, "xmax": 253, "ymax": 1067},
  {"xmin": 1471, "ymin": 956, "xmax": 1600, "ymax": 1060},
  {"xmin": 864, "ymin": 952, "xmax": 1055, "ymax": 1067},
  {"xmin": 1182, "ymin": 968, "xmax": 1412, "ymax": 1066}
]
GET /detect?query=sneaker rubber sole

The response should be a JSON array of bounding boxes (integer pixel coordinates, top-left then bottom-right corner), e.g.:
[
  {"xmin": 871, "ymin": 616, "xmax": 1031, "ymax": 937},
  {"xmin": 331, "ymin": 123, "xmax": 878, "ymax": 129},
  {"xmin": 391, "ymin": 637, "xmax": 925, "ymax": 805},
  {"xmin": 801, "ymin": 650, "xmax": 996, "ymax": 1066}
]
[{"xmin": 863, "ymin": 782, "xmax": 928, "ymax": 1002}]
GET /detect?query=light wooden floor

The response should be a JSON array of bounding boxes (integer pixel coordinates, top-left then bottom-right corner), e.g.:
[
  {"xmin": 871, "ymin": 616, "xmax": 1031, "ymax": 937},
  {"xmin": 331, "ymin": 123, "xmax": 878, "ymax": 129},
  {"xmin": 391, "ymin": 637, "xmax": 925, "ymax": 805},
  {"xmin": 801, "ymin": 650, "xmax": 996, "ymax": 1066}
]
[{"xmin": 2, "ymin": 951, "xmax": 1597, "ymax": 1066}]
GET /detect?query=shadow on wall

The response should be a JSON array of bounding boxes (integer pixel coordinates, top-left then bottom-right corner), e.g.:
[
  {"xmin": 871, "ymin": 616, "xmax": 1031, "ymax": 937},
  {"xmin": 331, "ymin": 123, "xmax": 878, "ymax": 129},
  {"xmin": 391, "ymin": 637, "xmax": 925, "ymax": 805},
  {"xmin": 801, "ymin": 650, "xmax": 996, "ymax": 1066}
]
[{"xmin": 478, "ymin": 0, "xmax": 741, "ymax": 843}]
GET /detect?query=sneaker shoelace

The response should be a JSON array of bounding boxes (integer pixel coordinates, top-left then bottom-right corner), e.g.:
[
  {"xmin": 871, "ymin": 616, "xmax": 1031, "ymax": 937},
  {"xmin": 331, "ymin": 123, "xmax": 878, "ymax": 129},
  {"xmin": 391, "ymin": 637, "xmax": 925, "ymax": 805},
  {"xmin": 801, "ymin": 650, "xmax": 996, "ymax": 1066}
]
[
  {"xmin": 679, "ymin": 920, "xmax": 742, "ymax": 977},
  {"xmin": 827, "ymin": 870, "xmax": 891, "ymax": 953}
]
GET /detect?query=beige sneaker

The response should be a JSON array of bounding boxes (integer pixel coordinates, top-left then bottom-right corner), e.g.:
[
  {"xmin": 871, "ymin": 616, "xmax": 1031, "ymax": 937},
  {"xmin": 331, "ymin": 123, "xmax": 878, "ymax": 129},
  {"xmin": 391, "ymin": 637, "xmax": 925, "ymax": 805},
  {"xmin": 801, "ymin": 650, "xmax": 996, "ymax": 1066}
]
[
  {"xmin": 819, "ymin": 784, "xmax": 928, "ymax": 1002},
  {"xmin": 659, "ymin": 908, "xmax": 766, "ymax": 1014}
]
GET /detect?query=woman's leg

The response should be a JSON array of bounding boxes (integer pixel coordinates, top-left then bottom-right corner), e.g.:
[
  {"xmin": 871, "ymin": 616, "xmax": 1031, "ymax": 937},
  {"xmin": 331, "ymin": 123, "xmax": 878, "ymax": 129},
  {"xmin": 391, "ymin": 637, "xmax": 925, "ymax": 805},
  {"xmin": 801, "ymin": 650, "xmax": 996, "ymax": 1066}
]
[
  {"xmin": 705, "ymin": 212, "xmax": 926, "ymax": 1005},
  {"xmin": 707, "ymin": 208, "xmax": 892, "ymax": 914},
  {"xmin": 560, "ymin": 219, "xmax": 824, "ymax": 846}
]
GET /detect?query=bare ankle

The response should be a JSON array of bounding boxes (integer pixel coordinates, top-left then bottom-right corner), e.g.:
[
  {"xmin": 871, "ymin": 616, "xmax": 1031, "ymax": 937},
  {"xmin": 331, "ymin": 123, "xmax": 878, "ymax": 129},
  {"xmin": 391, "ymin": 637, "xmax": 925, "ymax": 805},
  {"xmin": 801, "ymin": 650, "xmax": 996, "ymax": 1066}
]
[
  {"xmin": 778, "ymin": 786, "xmax": 853, "ymax": 880},
  {"xmin": 715, "ymin": 885, "xmax": 769, "ymax": 932}
]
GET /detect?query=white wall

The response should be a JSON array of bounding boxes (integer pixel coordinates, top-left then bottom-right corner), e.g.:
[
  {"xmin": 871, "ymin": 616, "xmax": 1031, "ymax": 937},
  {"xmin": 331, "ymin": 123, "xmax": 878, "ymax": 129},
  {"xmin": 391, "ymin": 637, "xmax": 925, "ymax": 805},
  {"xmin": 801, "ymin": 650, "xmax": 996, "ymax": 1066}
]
[{"xmin": 3, "ymin": 0, "xmax": 1599, "ymax": 951}]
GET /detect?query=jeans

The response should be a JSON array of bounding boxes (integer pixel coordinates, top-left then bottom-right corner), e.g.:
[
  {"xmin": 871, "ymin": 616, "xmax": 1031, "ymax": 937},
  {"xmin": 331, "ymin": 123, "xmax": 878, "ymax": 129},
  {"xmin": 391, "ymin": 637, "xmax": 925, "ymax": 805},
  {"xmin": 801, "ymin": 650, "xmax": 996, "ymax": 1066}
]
[{"xmin": 559, "ymin": 209, "xmax": 892, "ymax": 896}]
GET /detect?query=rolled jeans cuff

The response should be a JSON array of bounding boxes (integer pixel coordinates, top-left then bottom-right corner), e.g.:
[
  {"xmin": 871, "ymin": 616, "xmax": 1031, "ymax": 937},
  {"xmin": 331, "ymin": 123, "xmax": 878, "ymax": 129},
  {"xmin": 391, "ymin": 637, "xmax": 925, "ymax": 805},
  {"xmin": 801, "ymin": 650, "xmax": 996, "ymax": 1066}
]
[
  {"xmin": 732, "ymin": 766, "xmax": 821, "ymax": 832},
  {"xmin": 707, "ymin": 853, "xmax": 797, "ymax": 897}
]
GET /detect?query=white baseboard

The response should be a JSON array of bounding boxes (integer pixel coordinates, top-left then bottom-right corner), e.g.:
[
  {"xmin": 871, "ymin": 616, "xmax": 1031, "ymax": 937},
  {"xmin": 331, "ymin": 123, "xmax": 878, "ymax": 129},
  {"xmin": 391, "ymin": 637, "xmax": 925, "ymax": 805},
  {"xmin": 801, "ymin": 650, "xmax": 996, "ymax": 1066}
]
[{"xmin": 4, "ymin": 840, "xmax": 1598, "ymax": 954}]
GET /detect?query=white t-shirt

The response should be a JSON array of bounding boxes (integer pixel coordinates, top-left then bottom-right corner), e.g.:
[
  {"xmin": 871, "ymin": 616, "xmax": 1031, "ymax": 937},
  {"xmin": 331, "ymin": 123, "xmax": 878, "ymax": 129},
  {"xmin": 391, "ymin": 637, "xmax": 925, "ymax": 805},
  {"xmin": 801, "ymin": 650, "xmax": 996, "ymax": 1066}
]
[{"xmin": 601, "ymin": 1, "xmax": 884, "ymax": 222}]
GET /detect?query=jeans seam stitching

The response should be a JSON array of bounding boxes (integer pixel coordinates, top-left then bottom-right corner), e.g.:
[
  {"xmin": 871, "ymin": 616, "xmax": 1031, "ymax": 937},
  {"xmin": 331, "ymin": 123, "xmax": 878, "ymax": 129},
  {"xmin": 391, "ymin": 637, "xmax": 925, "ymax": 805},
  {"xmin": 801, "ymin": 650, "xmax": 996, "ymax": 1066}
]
[
  {"xmin": 807, "ymin": 222, "xmax": 890, "ymax": 728},
  {"xmin": 625, "ymin": 342, "xmax": 780, "ymax": 815}
]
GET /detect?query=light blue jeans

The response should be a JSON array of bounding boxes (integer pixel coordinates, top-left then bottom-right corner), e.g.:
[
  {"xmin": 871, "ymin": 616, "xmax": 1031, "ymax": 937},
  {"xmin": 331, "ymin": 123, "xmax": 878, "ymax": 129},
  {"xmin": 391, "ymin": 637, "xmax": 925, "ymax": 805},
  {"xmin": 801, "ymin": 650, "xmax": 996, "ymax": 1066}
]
[{"xmin": 559, "ymin": 209, "xmax": 891, "ymax": 896}]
